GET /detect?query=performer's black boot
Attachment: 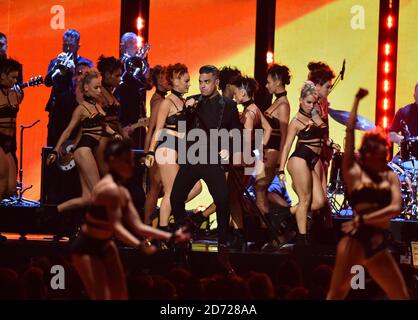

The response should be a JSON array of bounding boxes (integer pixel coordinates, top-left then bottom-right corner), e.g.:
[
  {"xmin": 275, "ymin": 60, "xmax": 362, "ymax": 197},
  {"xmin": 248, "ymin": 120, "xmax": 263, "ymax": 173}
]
[
  {"xmin": 170, "ymin": 226, "xmax": 191, "ymax": 270},
  {"xmin": 189, "ymin": 211, "xmax": 209, "ymax": 235},
  {"xmin": 268, "ymin": 205, "xmax": 297, "ymax": 233},
  {"xmin": 218, "ymin": 243, "xmax": 236, "ymax": 277},
  {"xmin": 228, "ymin": 228, "xmax": 246, "ymax": 252},
  {"xmin": 295, "ymin": 233, "xmax": 311, "ymax": 251},
  {"xmin": 311, "ymin": 205, "xmax": 337, "ymax": 245}
]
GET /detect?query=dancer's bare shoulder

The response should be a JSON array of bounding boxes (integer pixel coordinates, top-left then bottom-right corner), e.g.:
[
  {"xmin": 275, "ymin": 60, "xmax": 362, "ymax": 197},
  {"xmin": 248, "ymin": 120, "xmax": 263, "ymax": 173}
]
[{"xmin": 92, "ymin": 176, "xmax": 122, "ymax": 204}]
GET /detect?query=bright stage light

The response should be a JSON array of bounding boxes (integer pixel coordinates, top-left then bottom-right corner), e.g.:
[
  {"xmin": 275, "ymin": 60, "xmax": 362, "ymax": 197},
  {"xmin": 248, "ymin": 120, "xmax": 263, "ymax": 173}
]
[{"xmin": 266, "ymin": 51, "xmax": 274, "ymax": 64}]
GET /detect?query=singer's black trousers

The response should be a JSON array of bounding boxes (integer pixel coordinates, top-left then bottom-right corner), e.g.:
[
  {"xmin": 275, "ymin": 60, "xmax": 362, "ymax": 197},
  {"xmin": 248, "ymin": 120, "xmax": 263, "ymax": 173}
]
[{"xmin": 170, "ymin": 163, "xmax": 230, "ymax": 246}]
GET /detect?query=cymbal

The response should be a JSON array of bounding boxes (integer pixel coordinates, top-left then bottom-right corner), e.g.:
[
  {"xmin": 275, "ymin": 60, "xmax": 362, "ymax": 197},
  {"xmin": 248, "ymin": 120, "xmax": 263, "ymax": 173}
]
[{"xmin": 328, "ymin": 108, "xmax": 376, "ymax": 131}]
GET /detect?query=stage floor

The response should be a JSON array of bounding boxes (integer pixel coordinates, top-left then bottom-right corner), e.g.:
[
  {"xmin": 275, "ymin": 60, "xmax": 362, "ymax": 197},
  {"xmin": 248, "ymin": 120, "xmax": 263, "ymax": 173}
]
[{"xmin": 0, "ymin": 204, "xmax": 416, "ymax": 276}]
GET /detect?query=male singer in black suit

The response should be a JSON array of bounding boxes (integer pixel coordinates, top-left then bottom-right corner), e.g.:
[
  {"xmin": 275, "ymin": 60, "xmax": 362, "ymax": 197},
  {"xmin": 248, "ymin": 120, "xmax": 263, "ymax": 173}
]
[{"xmin": 169, "ymin": 65, "xmax": 241, "ymax": 272}]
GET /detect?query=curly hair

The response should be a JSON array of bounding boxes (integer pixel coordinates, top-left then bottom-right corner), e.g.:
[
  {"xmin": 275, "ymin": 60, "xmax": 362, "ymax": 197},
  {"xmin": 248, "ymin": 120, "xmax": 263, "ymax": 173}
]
[
  {"xmin": 219, "ymin": 66, "xmax": 241, "ymax": 91},
  {"xmin": 267, "ymin": 64, "xmax": 291, "ymax": 85},
  {"xmin": 231, "ymin": 76, "xmax": 259, "ymax": 98},
  {"xmin": 78, "ymin": 69, "xmax": 100, "ymax": 93},
  {"xmin": 359, "ymin": 128, "xmax": 390, "ymax": 161},
  {"xmin": 150, "ymin": 65, "xmax": 166, "ymax": 87},
  {"xmin": 0, "ymin": 57, "xmax": 21, "ymax": 75},
  {"xmin": 104, "ymin": 138, "xmax": 132, "ymax": 162},
  {"xmin": 300, "ymin": 80, "xmax": 317, "ymax": 99},
  {"xmin": 97, "ymin": 55, "xmax": 123, "ymax": 76},
  {"xmin": 308, "ymin": 62, "xmax": 335, "ymax": 86},
  {"xmin": 307, "ymin": 61, "xmax": 330, "ymax": 72},
  {"xmin": 166, "ymin": 63, "xmax": 188, "ymax": 87}
]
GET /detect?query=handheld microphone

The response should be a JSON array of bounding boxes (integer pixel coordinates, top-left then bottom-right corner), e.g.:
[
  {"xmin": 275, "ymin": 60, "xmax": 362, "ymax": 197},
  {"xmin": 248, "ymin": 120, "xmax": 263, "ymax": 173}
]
[
  {"xmin": 341, "ymin": 59, "xmax": 346, "ymax": 81},
  {"xmin": 185, "ymin": 95, "xmax": 202, "ymax": 108}
]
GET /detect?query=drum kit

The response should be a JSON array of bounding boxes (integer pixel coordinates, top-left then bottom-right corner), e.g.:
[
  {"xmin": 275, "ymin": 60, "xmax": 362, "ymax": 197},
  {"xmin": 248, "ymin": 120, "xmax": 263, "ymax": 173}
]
[{"xmin": 327, "ymin": 108, "xmax": 417, "ymax": 219}]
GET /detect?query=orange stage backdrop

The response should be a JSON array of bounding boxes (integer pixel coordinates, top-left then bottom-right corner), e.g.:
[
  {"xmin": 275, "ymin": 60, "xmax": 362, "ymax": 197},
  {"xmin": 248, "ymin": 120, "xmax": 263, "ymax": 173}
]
[
  {"xmin": 0, "ymin": 0, "xmax": 392, "ymax": 207},
  {"xmin": 275, "ymin": 0, "xmax": 379, "ymax": 149},
  {"xmin": 0, "ymin": 0, "xmax": 121, "ymax": 200},
  {"xmin": 148, "ymin": 0, "xmax": 257, "ymax": 211},
  {"xmin": 274, "ymin": 0, "xmax": 380, "ymax": 202},
  {"xmin": 148, "ymin": 0, "xmax": 257, "ymax": 92}
]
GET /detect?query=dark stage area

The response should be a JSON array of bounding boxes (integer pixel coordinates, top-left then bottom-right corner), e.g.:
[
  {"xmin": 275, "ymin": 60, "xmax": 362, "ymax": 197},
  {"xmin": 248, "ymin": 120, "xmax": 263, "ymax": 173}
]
[
  {"xmin": 0, "ymin": 204, "xmax": 417, "ymax": 300},
  {"xmin": 1, "ymin": 0, "xmax": 417, "ymax": 302}
]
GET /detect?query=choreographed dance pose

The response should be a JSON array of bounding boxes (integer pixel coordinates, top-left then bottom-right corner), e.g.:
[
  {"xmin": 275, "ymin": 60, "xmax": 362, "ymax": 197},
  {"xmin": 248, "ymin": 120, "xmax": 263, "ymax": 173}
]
[
  {"xmin": 278, "ymin": 81, "xmax": 339, "ymax": 244},
  {"xmin": 0, "ymin": 58, "xmax": 23, "ymax": 200},
  {"xmin": 143, "ymin": 65, "xmax": 171, "ymax": 225},
  {"xmin": 263, "ymin": 64, "xmax": 292, "ymax": 207},
  {"xmin": 327, "ymin": 89, "xmax": 409, "ymax": 300},
  {"xmin": 308, "ymin": 62, "xmax": 336, "ymax": 228},
  {"xmin": 170, "ymin": 65, "xmax": 241, "ymax": 273},
  {"xmin": 231, "ymin": 75, "xmax": 272, "ymax": 214},
  {"xmin": 71, "ymin": 139, "xmax": 190, "ymax": 300},
  {"xmin": 187, "ymin": 67, "xmax": 247, "ymax": 248},
  {"xmin": 145, "ymin": 63, "xmax": 201, "ymax": 235},
  {"xmin": 96, "ymin": 55, "xmax": 125, "ymax": 176},
  {"xmin": 47, "ymin": 70, "xmax": 122, "ymax": 212}
]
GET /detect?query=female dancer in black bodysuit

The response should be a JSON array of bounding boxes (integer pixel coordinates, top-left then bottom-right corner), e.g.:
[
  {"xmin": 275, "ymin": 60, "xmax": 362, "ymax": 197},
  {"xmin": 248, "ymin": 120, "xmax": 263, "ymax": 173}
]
[
  {"xmin": 263, "ymin": 64, "xmax": 292, "ymax": 206},
  {"xmin": 327, "ymin": 89, "xmax": 409, "ymax": 300},
  {"xmin": 143, "ymin": 65, "xmax": 171, "ymax": 225},
  {"xmin": 308, "ymin": 62, "xmax": 336, "ymax": 228},
  {"xmin": 47, "ymin": 70, "xmax": 122, "ymax": 212},
  {"xmin": 96, "ymin": 55, "xmax": 125, "ymax": 176},
  {"xmin": 278, "ymin": 81, "xmax": 339, "ymax": 244},
  {"xmin": 145, "ymin": 63, "xmax": 201, "ymax": 235},
  {"xmin": 0, "ymin": 58, "xmax": 22, "ymax": 200},
  {"xmin": 232, "ymin": 76, "xmax": 271, "ymax": 214},
  {"xmin": 71, "ymin": 139, "xmax": 190, "ymax": 300}
]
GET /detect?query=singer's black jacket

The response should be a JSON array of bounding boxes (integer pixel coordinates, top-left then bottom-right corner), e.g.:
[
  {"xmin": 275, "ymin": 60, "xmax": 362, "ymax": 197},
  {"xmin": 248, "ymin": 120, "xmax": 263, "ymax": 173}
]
[{"xmin": 184, "ymin": 92, "xmax": 242, "ymax": 165}]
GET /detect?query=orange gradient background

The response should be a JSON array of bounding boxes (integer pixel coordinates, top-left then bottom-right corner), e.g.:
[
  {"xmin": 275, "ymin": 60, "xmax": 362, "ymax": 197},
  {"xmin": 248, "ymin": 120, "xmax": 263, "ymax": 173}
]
[
  {"xmin": 0, "ymin": 0, "xmax": 390, "ymax": 208},
  {"xmin": 0, "ymin": 0, "xmax": 121, "ymax": 200}
]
